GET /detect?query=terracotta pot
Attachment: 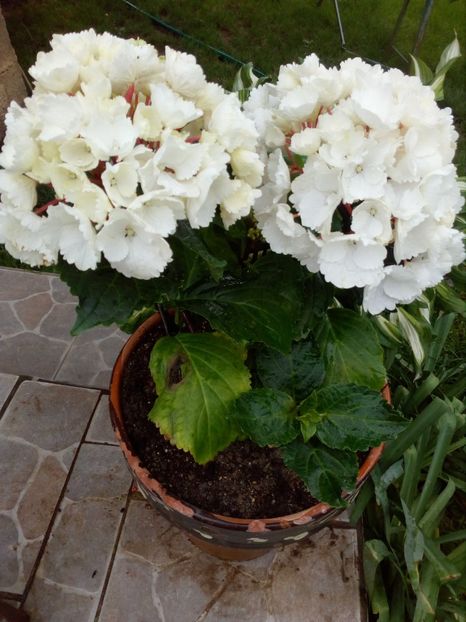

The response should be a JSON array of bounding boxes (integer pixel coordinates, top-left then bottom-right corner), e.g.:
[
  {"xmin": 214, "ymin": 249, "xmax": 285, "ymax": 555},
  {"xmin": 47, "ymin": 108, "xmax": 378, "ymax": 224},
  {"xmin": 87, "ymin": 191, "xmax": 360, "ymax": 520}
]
[{"xmin": 109, "ymin": 312, "xmax": 387, "ymax": 561}]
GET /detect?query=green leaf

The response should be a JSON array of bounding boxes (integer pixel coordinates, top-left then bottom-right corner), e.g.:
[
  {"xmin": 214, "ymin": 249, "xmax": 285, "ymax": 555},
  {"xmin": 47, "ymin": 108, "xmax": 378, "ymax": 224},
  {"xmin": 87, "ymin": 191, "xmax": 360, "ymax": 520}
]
[
  {"xmin": 280, "ymin": 439, "xmax": 358, "ymax": 507},
  {"xmin": 180, "ymin": 253, "xmax": 305, "ymax": 352},
  {"xmin": 435, "ymin": 35, "xmax": 461, "ymax": 75},
  {"xmin": 364, "ymin": 539, "xmax": 392, "ymax": 603},
  {"xmin": 299, "ymin": 385, "xmax": 406, "ymax": 452},
  {"xmin": 228, "ymin": 388, "xmax": 299, "ymax": 447},
  {"xmin": 396, "ymin": 307, "xmax": 431, "ymax": 375},
  {"xmin": 410, "ymin": 54, "xmax": 434, "ymax": 85},
  {"xmin": 373, "ymin": 460, "xmax": 404, "ymax": 543},
  {"xmin": 316, "ymin": 309, "xmax": 386, "ymax": 390},
  {"xmin": 401, "ymin": 499, "xmax": 425, "ymax": 593},
  {"xmin": 57, "ymin": 260, "xmax": 170, "ymax": 334},
  {"xmin": 172, "ymin": 221, "xmax": 227, "ymax": 282},
  {"xmin": 232, "ymin": 62, "xmax": 266, "ymax": 103},
  {"xmin": 255, "ymin": 337, "xmax": 325, "ymax": 401},
  {"xmin": 423, "ymin": 538, "xmax": 461, "ymax": 584},
  {"xmin": 148, "ymin": 332, "xmax": 251, "ymax": 464}
]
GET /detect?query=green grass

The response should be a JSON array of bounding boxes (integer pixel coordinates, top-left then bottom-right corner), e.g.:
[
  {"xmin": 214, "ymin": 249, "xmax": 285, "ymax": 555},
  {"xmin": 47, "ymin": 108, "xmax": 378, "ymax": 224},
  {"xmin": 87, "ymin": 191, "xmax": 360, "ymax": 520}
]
[{"xmin": 3, "ymin": 0, "xmax": 465, "ymax": 169}]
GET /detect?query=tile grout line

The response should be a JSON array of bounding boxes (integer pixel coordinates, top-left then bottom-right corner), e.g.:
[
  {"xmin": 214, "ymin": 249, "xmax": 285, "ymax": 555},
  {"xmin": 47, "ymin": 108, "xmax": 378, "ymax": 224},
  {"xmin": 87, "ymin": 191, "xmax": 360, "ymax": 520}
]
[
  {"xmin": 194, "ymin": 568, "xmax": 240, "ymax": 622},
  {"xmin": 0, "ymin": 376, "xmax": 28, "ymax": 422},
  {"xmin": 93, "ymin": 485, "xmax": 133, "ymax": 622},
  {"xmin": 357, "ymin": 518, "xmax": 369, "ymax": 622},
  {"xmin": 51, "ymin": 332, "xmax": 77, "ymax": 383},
  {"xmin": 35, "ymin": 376, "xmax": 107, "ymax": 392},
  {"xmin": 19, "ymin": 390, "xmax": 103, "ymax": 607}
]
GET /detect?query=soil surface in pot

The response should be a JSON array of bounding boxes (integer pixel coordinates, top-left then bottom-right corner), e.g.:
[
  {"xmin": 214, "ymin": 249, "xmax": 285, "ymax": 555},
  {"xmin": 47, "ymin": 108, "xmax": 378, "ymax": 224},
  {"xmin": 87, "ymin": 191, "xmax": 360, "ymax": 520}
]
[{"xmin": 120, "ymin": 323, "xmax": 317, "ymax": 519}]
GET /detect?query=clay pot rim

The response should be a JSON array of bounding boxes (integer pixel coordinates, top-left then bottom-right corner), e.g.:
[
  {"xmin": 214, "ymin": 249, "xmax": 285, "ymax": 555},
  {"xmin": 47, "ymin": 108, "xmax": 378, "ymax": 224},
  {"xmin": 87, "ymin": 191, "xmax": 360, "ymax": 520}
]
[{"xmin": 110, "ymin": 312, "xmax": 387, "ymax": 529}]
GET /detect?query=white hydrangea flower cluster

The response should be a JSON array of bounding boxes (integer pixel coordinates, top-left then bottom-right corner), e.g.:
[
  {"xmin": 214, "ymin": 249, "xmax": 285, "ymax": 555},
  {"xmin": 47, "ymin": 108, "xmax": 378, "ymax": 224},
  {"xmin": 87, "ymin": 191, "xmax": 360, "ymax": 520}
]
[
  {"xmin": 0, "ymin": 30, "xmax": 262, "ymax": 279},
  {"xmin": 244, "ymin": 55, "xmax": 464, "ymax": 313}
]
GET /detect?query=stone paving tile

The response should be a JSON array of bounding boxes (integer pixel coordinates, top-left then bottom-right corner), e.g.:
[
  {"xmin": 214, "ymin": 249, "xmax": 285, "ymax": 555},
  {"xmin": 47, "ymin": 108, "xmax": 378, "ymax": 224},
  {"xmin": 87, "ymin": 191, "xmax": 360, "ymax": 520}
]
[
  {"xmin": 54, "ymin": 326, "xmax": 127, "ymax": 390},
  {"xmin": 22, "ymin": 578, "xmax": 97, "ymax": 622},
  {"xmin": 85, "ymin": 396, "xmax": 117, "ymax": 445},
  {"xmin": 0, "ymin": 380, "xmax": 99, "ymax": 594},
  {"xmin": 0, "ymin": 269, "xmax": 73, "ymax": 379},
  {"xmin": 99, "ymin": 499, "xmax": 363, "ymax": 622},
  {"xmin": 0, "ymin": 372, "xmax": 17, "ymax": 411},
  {"xmin": 24, "ymin": 444, "xmax": 131, "ymax": 621},
  {"xmin": 0, "ymin": 268, "xmax": 126, "ymax": 387}
]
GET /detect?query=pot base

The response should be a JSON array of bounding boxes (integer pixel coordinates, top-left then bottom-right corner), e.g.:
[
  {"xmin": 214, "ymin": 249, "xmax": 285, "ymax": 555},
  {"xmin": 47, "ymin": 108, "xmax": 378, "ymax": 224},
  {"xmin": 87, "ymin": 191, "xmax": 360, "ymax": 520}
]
[{"xmin": 188, "ymin": 534, "xmax": 269, "ymax": 561}]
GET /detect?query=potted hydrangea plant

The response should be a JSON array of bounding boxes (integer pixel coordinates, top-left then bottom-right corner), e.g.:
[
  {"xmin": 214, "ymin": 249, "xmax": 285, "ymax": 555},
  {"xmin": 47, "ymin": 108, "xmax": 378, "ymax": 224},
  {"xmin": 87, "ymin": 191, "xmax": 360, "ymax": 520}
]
[{"xmin": 0, "ymin": 30, "xmax": 463, "ymax": 560}]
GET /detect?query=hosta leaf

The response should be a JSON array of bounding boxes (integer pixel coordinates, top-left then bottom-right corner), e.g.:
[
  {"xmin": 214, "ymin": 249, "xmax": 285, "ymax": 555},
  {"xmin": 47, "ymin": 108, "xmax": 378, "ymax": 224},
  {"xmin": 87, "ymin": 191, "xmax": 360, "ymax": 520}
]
[
  {"xmin": 435, "ymin": 35, "xmax": 461, "ymax": 75},
  {"xmin": 255, "ymin": 337, "xmax": 325, "ymax": 401},
  {"xmin": 299, "ymin": 385, "xmax": 406, "ymax": 452},
  {"xmin": 280, "ymin": 439, "xmax": 358, "ymax": 507},
  {"xmin": 316, "ymin": 309, "xmax": 386, "ymax": 390},
  {"xmin": 228, "ymin": 388, "xmax": 299, "ymax": 447},
  {"xmin": 148, "ymin": 332, "xmax": 250, "ymax": 464},
  {"xmin": 410, "ymin": 54, "xmax": 434, "ymax": 85}
]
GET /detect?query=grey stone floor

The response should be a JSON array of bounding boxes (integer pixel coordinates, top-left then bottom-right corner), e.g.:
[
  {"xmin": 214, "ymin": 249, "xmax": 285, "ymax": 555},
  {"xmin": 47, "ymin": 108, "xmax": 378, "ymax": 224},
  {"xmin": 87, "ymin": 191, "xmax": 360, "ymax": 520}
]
[{"xmin": 0, "ymin": 267, "xmax": 368, "ymax": 622}]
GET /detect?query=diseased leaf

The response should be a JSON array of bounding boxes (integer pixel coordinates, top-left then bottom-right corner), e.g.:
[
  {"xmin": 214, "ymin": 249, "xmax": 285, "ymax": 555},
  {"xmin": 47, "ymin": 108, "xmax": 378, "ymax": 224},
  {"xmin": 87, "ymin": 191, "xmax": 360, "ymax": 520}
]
[
  {"xmin": 255, "ymin": 337, "xmax": 325, "ymax": 401},
  {"xmin": 280, "ymin": 439, "xmax": 358, "ymax": 507},
  {"xmin": 316, "ymin": 309, "xmax": 386, "ymax": 390},
  {"xmin": 148, "ymin": 332, "xmax": 251, "ymax": 464},
  {"xmin": 299, "ymin": 385, "xmax": 406, "ymax": 452},
  {"xmin": 228, "ymin": 388, "xmax": 299, "ymax": 447}
]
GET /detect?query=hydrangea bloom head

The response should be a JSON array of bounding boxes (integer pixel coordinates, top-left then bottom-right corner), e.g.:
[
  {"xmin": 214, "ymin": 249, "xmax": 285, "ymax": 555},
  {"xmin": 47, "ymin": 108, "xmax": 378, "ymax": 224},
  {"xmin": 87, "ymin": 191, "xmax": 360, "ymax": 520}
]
[
  {"xmin": 245, "ymin": 56, "xmax": 464, "ymax": 313},
  {"xmin": 0, "ymin": 30, "xmax": 262, "ymax": 279}
]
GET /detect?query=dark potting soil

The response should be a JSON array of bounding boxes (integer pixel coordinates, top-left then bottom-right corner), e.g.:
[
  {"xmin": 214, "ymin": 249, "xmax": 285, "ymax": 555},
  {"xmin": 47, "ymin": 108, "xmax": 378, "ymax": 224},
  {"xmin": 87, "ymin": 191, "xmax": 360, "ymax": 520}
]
[{"xmin": 120, "ymin": 323, "xmax": 317, "ymax": 519}]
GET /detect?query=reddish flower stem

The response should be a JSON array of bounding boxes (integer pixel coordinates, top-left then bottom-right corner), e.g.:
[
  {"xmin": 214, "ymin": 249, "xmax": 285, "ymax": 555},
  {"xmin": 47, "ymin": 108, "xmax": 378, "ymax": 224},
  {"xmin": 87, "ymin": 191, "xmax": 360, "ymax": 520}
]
[{"xmin": 34, "ymin": 198, "xmax": 62, "ymax": 215}]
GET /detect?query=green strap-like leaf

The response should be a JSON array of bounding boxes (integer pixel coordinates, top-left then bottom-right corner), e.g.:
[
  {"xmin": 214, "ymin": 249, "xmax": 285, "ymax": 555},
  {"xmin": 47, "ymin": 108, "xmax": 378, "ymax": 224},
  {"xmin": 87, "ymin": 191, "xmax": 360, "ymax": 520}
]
[
  {"xmin": 299, "ymin": 384, "xmax": 406, "ymax": 452},
  {"xmin": 255, "ymin": 337, "xmax": 325, "ymax": 401},
  {"xmin": 280, "ymin": 438, "xmax": 358, "ymax": 507},
  {"xmin": 364, "ymin": 539, "xmax": 393, "ymax": 603},
  {"xmin": 148, "ymin": 332, "xmax": 251, "ymax": 464},
  {"xmin": 410, "ymin": 54, "xmax": 434, "ymax": 85},
  {"xmin": 228, "ymin": 388, "xmax": 299, "ymax": 447},
  {"xmin": 401, "ymin": 499, "xmax": 425, "ymax": 593},
  {"xmin": 316, "ymin": 309, "xmax": 386, "ymax": 390}
]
